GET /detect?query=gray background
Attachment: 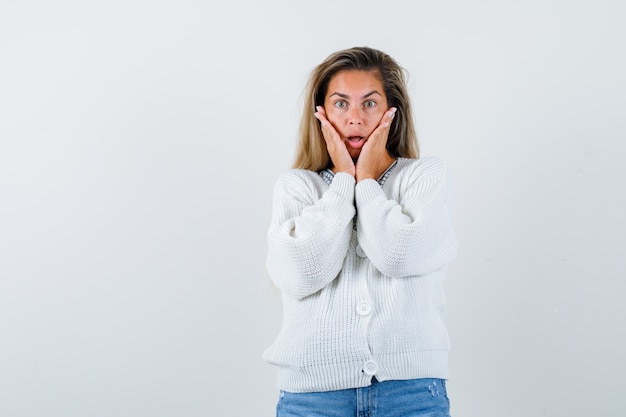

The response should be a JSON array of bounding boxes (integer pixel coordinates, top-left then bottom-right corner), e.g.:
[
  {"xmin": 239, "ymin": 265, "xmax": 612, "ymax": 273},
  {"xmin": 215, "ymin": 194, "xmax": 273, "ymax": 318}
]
[{"xmin": 1, "ymin": 0, "xmax": 624, "ymax": 416}]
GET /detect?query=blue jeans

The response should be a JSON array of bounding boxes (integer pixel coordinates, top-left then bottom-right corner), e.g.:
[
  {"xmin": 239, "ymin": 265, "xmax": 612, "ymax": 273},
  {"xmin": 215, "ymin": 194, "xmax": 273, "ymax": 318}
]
[{"xmin": 276, "ymin": 378, "xmax": 450, "ymax": 417}]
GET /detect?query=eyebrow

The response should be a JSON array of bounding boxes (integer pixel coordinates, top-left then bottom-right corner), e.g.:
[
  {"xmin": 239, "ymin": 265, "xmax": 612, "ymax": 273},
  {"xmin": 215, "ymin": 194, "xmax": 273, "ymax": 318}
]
[{"xmin": 328, "ymin": 90, "xmax": 382, "ymax": 100}]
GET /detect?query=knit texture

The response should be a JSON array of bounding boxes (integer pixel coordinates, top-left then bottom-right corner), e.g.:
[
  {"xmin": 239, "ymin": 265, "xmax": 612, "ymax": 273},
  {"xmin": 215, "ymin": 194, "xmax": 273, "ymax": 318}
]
[{"xmin": 263, "ymin": 157, "xmax": 457, "ymax": 393}]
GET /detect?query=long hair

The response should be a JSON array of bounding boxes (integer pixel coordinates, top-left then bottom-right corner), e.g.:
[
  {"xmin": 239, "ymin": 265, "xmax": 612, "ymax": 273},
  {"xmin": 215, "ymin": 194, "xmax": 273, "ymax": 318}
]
[{"xmin": 293, "ymin": 46, "xmax": 419, "ymax": 171}]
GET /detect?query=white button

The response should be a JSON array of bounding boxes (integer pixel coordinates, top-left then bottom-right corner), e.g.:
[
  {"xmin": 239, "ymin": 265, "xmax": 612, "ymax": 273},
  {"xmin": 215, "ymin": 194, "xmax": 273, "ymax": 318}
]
[
  {"xmin": 356, "ymin": 301, "xmax": 372, "ymax": 316},
  {"xmin": 363, "ymin": 360, "xmax": 378, "ymax": 376},
  {"xmin": 356, "ymin": 245, "xmax": 366, "ymax": 257}
]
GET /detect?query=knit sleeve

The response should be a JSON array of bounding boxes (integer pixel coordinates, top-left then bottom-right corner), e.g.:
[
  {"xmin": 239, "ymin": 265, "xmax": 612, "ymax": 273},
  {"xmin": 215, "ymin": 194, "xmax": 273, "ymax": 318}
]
[
  {"xmin": 355, "ymin": 157, "xmax": 457, "ymax": 277},
  {"xmin": 266, "ymin": 170, "xmax": 356, "ymax": 299}
]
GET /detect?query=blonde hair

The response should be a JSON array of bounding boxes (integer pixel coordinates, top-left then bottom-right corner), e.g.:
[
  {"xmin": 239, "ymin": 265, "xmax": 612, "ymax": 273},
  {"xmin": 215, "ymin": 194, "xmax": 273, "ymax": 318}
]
[{"xmin": 293, "ymin": 46, "xmax": 419, "ymax": 171}]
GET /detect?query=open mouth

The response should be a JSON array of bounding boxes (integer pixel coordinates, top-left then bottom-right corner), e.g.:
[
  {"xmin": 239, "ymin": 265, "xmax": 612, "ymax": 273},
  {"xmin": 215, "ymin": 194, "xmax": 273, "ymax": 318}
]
[{"xmin": 346, "ymin": 136, "xmax": 366, "ymax": 147}]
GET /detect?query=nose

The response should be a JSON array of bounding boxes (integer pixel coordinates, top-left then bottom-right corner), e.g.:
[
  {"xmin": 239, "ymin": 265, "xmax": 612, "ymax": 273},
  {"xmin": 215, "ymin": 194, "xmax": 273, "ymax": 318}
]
[{"xmin": 348, "ymin": 107, "xmax": 363, "ymax": 125}]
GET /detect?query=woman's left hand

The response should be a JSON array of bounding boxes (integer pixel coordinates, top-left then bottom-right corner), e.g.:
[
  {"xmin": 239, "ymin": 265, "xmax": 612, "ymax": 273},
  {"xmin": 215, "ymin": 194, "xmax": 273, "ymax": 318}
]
[{"xmin": 356, "ymin": 107, "xmax": 397, "ymax": 182}]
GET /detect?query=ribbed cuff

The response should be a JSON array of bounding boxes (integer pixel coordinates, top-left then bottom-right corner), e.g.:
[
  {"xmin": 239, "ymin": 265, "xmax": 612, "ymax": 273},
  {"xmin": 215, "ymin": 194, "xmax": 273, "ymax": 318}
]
[
  {"xmin": 355, "ymin": 178, "xmax": 383, "ymax": 207},
  {"xmin": 330, "ymin": 172, "xmax": 356, "ymax": 200}
]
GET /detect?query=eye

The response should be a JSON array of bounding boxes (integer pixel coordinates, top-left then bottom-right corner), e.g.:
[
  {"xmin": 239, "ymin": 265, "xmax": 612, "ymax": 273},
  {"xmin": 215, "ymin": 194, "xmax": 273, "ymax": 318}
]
[
  {"xmin": 364, "ymin": 100, "xmax": 376, "ymax": 108},
  {"xmin": 334, "ymin": 100, "xmax": 347, "ymax": 109}
]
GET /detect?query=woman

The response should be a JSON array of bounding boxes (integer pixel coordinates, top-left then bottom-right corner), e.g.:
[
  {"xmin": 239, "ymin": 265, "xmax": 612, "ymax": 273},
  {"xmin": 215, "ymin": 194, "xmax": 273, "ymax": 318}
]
[{"xmin": 263, "ymin": 46, "xmax": 457, "ymax": 417}]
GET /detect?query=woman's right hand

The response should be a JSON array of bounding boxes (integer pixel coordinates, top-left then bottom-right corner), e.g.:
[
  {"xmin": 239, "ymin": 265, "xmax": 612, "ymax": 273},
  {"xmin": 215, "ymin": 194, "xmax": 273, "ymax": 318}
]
[{"xmin": 314, "ymin": 106, "xmax": 355, "ymax": 177}]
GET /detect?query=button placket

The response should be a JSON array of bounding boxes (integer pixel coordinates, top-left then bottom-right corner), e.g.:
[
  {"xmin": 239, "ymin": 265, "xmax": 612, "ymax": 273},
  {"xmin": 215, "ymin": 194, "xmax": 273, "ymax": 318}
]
[
  {"xmin": 354, "ymin": 238, "xmax": 376, "ymax": 380},
  {"xmin": 356, "ymin": 301, "xmax": 372, "ymax": 316},
  {"xmin": 362, "ymin": 360, "xmax": 378, "ymax": 376}
]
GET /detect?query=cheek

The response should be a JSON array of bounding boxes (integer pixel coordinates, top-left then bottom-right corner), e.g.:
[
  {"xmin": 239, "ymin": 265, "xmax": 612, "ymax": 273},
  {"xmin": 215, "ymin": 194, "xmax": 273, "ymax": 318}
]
[
  {"xmin": 370, "ymin": 109, "xmax": 386, "ymax": 121},
  {"xmin": 324, "ymin": 106, "xmax": 341, "ymax": 119},
  {"xmin": 325, "ymin": 110, "xmax": 343, "ymax": 128}
]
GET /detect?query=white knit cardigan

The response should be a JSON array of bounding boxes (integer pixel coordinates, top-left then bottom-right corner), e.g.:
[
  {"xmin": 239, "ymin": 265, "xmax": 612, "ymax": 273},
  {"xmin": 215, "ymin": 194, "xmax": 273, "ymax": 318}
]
[{"xmin": 263, "ymin": 156, "xmax": 457, "ymax": 393}]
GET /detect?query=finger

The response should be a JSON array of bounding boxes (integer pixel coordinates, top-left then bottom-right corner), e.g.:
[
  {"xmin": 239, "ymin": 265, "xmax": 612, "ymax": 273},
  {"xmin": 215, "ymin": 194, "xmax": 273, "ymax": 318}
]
[
  {"xmin": 371, "ymin": 108, "xmax": 397, "ymax": 137},
  {"xmin": 314, "ymin": 105, "xmax": 330, "ymax": 124},
  {"xmin": 380, "ymin": 107, "xmax": 397, "ymax": 129},
  {"xmin": 314, "ymin": 107, "xmax": 342, "ymax": 144},
  {"xmin": 320, "ymin": 123, "xmax": 338, "ymax": 144},
  {"xmin": 314, "ymin": 107, "xmax": 330, "ymax": 136},
  {"xmin": 367, "ymin": 107, "xmax": 397, "ymax": 144},
  {"xmin": 315, "ymin": 115, "xmax": 336, "ymax": 143}
]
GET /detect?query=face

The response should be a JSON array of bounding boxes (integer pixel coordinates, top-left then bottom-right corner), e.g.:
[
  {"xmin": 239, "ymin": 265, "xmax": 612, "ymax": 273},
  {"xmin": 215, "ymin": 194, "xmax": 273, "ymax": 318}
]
[{"xmin": 323, "ymin": 70, "xmax": 388, "ymax": 160}]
